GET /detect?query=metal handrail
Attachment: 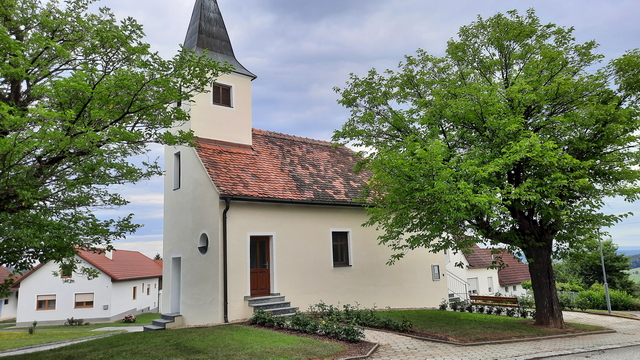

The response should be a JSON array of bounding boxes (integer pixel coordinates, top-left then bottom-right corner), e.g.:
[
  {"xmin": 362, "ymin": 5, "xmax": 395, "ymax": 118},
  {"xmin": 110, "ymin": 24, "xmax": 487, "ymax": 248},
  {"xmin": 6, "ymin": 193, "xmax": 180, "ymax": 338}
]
[{"xmin": 446, "ymin": 270, "xmax": 469, "ymax": 301}]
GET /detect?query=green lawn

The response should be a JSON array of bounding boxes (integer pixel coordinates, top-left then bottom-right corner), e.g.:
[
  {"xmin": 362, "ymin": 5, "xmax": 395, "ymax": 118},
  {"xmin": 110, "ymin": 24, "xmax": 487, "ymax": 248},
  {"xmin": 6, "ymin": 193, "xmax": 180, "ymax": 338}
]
[
  {"xmin": 380, "ymin": 310, "xmax": 604, "ymax": 342},
  {"xmin": 0, "ymin": 312, "xmax": 161, "ymax": 351},
  {"xmin": 3, "ymin": 325, "xmax": 346, "ymax": 360}
]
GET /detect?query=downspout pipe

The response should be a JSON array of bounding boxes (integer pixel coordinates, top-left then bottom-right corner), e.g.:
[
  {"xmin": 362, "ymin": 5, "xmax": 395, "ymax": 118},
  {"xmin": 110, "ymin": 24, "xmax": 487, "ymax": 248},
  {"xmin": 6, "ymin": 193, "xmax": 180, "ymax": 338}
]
[{"xmin": 222, "ymin": 197, "xmax": 231, "ymax": 323}]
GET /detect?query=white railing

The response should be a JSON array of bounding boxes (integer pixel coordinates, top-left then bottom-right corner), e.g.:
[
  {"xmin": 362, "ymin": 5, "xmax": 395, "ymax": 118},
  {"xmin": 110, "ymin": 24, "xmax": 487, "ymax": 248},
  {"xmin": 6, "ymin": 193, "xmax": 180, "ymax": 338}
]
[{"xmin": 446, "ymin": 270, "xmax": 470, "ymax": 301}]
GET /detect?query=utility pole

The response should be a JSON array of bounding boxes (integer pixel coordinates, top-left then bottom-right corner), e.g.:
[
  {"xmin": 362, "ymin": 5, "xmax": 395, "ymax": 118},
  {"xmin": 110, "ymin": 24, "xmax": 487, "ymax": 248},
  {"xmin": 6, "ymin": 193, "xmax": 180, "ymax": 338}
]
[{"xmin": 599, "ymin": 239, "xmax": 612, "ymax": 314}]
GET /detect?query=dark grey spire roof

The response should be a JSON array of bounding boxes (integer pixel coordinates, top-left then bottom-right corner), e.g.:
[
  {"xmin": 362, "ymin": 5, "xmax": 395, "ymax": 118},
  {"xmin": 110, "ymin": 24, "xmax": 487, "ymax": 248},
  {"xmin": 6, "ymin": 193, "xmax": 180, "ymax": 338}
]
[{"xmin": 184, "ymin": 0, "xmax": 256, "ymax": 79}]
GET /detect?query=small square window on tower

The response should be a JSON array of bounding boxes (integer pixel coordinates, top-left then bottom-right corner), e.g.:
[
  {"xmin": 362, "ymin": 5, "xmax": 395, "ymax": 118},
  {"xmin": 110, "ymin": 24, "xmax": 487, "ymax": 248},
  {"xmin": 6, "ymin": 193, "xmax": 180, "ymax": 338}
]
[{"xmin": 212, "ymin": 83, "xmax": 232, "ymax": 107}]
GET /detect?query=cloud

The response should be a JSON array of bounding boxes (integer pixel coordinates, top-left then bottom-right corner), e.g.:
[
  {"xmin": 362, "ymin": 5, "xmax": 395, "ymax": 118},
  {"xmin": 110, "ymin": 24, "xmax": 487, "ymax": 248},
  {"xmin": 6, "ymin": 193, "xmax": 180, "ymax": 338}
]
[{"xmin": 92, "ymin": 0, "xmax": 640, "ymax": 255}]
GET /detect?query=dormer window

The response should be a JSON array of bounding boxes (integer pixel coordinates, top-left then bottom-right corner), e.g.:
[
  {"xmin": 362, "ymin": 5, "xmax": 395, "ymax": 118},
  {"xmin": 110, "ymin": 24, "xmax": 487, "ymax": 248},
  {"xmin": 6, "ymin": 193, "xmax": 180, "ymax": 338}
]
[{"xmin": 212, "ymin": 83, "xmax": 232, "ymax": 107}]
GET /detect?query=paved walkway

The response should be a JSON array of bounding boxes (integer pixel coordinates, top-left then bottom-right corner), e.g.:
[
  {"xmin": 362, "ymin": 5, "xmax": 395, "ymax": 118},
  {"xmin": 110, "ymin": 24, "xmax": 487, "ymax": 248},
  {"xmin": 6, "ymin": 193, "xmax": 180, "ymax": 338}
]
[{"xmin": 365, "ymin": 311, "xmax": 640, "ymax": 360}]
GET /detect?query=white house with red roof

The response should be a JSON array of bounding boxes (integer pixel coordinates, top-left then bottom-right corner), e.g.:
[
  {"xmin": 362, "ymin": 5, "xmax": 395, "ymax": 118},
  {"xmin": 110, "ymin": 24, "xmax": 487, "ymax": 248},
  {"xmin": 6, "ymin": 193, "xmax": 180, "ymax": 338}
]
[
  {"xmin": 446, "ymin": 246, "xmax": 531, "ymax": 299},
  {"xmin": 12, "ymin": 249, "xmax": 162, "ymax": 326},
  {"xmin": 160, "ymin": 0, "xmax": 448, "ymax": 327},
  {"xmin": 0, "ymin": 266, "xmax": 18, "ymax": 320}
]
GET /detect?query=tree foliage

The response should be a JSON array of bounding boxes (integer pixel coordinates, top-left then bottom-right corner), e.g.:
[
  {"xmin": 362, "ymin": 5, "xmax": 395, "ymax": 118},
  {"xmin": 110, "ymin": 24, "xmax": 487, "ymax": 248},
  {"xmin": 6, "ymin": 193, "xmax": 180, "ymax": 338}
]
[
  {"xmin": 555, "ymin": 240, "xmax": 636, "ymax": 295},
  {"xmin": 0, "ymin": 0, "xmax": 230, "ymax": 294},
  {"xmin": 333, "ymin": 9, "xmax": 640, "ymax": 327}
]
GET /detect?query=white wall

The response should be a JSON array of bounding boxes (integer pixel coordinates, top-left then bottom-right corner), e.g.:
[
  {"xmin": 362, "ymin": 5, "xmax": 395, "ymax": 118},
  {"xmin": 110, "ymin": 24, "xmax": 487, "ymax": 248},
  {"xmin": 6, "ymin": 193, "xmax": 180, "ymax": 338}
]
[
  {"xmin": 188, "ymin": 72, "xmax": 253, "ymax": 146},
  {"xmin": 15, "ymin": 258, "xmax": 161, "ymax": 326},
  {"xmin": 16, "ymin": 259, "xmax": 112, "ymax": 326},
  {"xmin": 110, "ymin": 278, "xmax": 160, "ymax": 317},
  {"xmin": 163, "ymin": 144, "xmax": 222, "ymax": 324},
  {"xmin": 500, "ymin": 283, "xmax": 528, "ymax": 297},
  {"xmin": 0, "ymin": 291, "xmax": 18, "ymax": 320},
  {"xmin": 446, "ymin": 251, "xmax": 499, "ymax": 296}
]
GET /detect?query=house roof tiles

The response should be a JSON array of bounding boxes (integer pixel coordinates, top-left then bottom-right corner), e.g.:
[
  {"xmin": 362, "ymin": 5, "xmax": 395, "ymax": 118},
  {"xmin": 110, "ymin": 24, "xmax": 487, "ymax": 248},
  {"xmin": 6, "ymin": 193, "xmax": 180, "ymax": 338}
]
[
  {"xmin": 12, "ymin": 249, "xmax": 162, "ymax": 287},
  {"xmin": 497, "ymin": 253, "xmax": 531, "ymax": 286},
  {"xmin": 196, "ymin": 129, "xmax": 369, "ymax": 205},
  {"xmin": 0, "ymin": 265, "xmax": 15, "ymax": 284},
  {"xmin": 77, "ymin": 249, "xmax": 162, "ymax": 281},
  {"xmin": 464, "ymin": 245, "xmax": 531, "ymax": 286},
  {"xmin": 464, "ymin": 245, "xmax": 495, "ymax": 268}
]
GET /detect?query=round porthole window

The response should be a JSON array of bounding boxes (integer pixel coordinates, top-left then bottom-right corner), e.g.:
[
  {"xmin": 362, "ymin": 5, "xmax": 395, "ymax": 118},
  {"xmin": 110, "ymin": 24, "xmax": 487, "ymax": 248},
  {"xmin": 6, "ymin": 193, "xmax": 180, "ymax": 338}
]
[{"xmin": 198, "ymin": 233, "xmax": 209, "ymax": 254}]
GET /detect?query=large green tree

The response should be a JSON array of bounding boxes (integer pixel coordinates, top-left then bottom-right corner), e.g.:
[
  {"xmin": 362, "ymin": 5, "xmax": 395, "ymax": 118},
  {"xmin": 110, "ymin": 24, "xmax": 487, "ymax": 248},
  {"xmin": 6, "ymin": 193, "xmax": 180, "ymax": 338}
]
[
  {"xmin": 0, "ymin": 0, "xmax": 230, "ymax": 294},
  {"xmin": 333, "ymin": 9, "xmax": 640, "ymax": 328}
]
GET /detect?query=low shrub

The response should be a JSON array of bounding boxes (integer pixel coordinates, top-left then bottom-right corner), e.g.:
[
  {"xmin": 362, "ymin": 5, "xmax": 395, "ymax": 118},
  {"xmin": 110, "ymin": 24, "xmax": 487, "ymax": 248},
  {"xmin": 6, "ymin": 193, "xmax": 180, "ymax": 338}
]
[
  {"xmin": 506, "ymin": 308, "xmax": 516, "ymax": 317},
  {"xmin": 122, "ymin": 314, "xmax": 136, "ymax": 323},
  {"xmin": 494, "ymin": 307, "xmax": 504, "ymax": 316},
  {"xmin": 576, "ymin": 289, "xmax": 636, "ymax": 311},
  {"xmin": 439, "ymin": 299, "xmax": 449, "ymax": 311},
  {"xmin": 558, "ymin": 293, "xmax": 575, "ymax": 310},
  {"xmin": 485, "ymin": 306, "xmax": 494, "ymax": 315}
]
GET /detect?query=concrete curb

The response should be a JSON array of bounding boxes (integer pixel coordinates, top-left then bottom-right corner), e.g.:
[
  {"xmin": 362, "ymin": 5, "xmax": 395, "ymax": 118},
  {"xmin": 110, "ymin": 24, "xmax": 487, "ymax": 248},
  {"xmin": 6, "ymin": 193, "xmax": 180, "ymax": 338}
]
[
  {"xmin": 564, "ymin": 310, "xmax": 640, "ymax": 321},
  {"xmin": 337, "ymin": 343, "xmax": 379, "ymax": 360},
  {"xmin": 503, "ymin": 341, "xmax": 640, "ymax": 360},
  {"xmin": 367, "ymin": 327, "xmax": 617, "ymax": 346}
]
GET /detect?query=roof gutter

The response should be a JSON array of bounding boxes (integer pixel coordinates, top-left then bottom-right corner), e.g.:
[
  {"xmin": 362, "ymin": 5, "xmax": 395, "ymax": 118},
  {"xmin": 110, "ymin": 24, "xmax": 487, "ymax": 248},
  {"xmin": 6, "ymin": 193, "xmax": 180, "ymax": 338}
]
[
  {"xmin": 219, "ymin": 196, "xmax": 364, "ymax": 208},
  {"xmin": 222, "ymin": 197, "xmax": 231, "ymax": 323}
]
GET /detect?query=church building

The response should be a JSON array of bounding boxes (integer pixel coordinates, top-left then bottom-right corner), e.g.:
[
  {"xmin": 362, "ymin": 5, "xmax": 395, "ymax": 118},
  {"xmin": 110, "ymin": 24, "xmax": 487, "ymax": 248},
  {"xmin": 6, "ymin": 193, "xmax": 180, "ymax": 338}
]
[{"xmin": 161, "ymin": 0, "xmax": 448, "ymax": 326}]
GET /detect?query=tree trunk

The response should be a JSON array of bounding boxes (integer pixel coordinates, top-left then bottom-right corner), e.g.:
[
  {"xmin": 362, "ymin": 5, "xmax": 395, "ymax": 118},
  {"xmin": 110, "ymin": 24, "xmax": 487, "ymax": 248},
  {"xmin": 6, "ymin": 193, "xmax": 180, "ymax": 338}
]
[{"xmin": 524, "ymin": 243, "xmax": 565, "ymax": 328}]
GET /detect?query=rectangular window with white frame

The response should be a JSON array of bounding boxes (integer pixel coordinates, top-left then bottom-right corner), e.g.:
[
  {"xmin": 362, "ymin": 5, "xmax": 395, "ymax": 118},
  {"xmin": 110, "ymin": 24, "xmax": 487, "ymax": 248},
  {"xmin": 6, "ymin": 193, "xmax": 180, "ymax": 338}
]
[
  {"xmin": 331, "ymin": 230, "xmax": 351, "ymax": 267},
  {"xmin": 173, "ymin": 152, "xmax": 181, "ymax": 190},
  {"xmin": 36, "ymin": 295, "xmax": 56, "ymax": 310},
  {"xmin": 74, "ymin": 293, "xmax": 94, "ymax": 308},
  {"xmin": 487, "ymin": 276, "xmax": 493, "ymax": 293},
  {"xmin": 431, "ymin": 264, "xmax": 441, "ymax": 281}
]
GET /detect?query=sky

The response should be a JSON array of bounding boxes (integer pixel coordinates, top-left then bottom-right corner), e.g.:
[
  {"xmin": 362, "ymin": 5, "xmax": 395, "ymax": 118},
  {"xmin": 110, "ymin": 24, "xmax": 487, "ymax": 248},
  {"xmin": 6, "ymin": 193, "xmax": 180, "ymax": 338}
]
[{"xmin": 92, "ymin": 0, "xmax": 640, "ymax": 258}]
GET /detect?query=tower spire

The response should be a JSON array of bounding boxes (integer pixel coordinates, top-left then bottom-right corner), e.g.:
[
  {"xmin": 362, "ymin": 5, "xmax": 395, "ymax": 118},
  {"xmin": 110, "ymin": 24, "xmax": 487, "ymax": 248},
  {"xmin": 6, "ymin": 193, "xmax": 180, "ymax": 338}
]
[{"xmin": 184, "ymin": 0, "xmax": 256, "ymax": 79}]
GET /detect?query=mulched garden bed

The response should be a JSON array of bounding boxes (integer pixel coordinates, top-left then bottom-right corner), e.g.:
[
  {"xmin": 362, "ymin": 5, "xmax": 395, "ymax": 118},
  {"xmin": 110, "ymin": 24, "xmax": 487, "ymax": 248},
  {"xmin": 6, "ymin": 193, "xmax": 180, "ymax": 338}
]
[{"xmin": 246, "ymin": 323, "xmax": 377, "ymax": 359}]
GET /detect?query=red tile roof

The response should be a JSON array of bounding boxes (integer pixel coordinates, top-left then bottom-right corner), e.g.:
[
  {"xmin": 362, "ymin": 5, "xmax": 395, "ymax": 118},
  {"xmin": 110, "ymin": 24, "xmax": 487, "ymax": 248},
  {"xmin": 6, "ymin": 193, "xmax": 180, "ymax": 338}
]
[
  {"xmin": 196, "ymin": 129, "xmax": 369, "ymax": 205},
  {"xmin": 464, "ymin": 245, "xmax": 531, "ymax": 285},
  {"xmin": 464, "ymin": 245, "xmax": 495, "ymax": 268},
  {"xmin": 496, "ymin": 252, "xmax": 531, "ymax": 286},
  {"xmin": 12, "ymin": 249, "xmax": 162, "ymax": 287},
  {"xmin": 0, "ymin": 265, "xmax": 16, "ymax": 284},
  {"xmin": 77, "ymin": 249, "xmax": 162, "ymax": 281}
]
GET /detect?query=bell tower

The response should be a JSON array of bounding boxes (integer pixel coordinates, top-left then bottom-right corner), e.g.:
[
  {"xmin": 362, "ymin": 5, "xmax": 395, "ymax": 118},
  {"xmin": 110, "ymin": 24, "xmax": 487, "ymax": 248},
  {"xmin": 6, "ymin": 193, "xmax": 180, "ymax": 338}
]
[{"xmin": 183, "ymin": 0, "xmax": 256, "ymax": 146}]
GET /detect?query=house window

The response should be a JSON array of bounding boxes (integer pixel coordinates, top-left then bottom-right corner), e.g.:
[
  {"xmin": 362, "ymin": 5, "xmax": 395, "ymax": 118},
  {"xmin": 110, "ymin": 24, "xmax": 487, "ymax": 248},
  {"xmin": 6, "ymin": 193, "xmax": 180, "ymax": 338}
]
[
  {"xmin": 36, "ymin": 295, "xmax": 56, "ymax": 310},
  {"xmin": 75, "ymin": 293, "xmax": 94, "ymax": 308},
  {"xmin": 173, "ymin": 152, "xmax": 181, "ymax": 190},
  {"xmin": 431, "ymin": 265, "xmax": 441, "ymax": 281},
  {"xmin": 133, "ymin": 286, "xmax": 137, "ymax": 300},
  {"xmin": 147, "ymin": 284, "xmax": 150, "ymax": 296},
  {"xmin": 212, "ymin": 83, "xmax": 232, "ymax": 107},
  {"xmin": 4, "ymin": 299, "xmax": 8, "ymax": 305},
  {"xmin": 198, "ymin": 233, "xmax": 209, "ymax": 254},
  {"xmin": 513, "ymin": 285, "xmax": 517, "ymax": 291},
  {"xmin": 505, "ymin": 286, "xmax": 509, "ymax": 293},
  {"xmin": 487, "ymin": 276, "xmax": 493, "ymax": 293},
  {"xmin": 332, "ymin": 231, "xmax": 350, "ymax": 267}
]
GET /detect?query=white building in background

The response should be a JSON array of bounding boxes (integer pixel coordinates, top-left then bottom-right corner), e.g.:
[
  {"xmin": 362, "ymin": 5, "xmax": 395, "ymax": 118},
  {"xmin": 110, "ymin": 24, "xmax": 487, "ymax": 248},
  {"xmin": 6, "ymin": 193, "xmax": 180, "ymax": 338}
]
[
  {"xmin": 161, "ymin": 0, "xmax": 448, "ymax": 327},
  {"xmin": 0, "ymin": 266, "xmax": 18, "ymax": 320},
  {"xmin": 446, "ymin": 245, "xmax": 531, "ymax": 298},
  {"xmin": 12, "ymin": 249, "xmax": 162, "ymax": 326}
]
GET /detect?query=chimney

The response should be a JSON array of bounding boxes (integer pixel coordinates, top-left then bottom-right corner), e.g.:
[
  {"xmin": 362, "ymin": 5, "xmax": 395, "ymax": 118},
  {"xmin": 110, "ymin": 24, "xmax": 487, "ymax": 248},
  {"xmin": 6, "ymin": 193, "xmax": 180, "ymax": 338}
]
[{"xmin": 105, "ymin": 250, "xmax": 113, "ymax": 260}]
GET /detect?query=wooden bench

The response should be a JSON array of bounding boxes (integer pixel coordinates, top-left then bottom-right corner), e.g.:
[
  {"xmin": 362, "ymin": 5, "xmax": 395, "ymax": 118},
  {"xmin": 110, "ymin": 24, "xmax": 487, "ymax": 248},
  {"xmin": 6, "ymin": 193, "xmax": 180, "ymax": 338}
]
[{"xmin": 469, "ymin": 295, "xmax": 519, "ymax": 307}]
